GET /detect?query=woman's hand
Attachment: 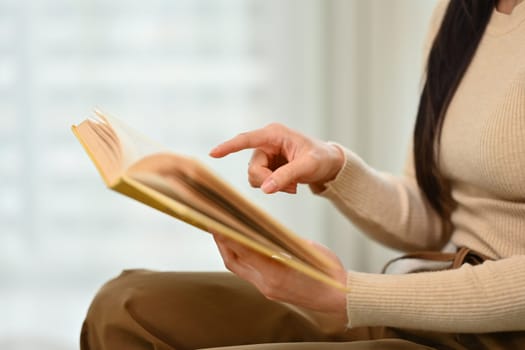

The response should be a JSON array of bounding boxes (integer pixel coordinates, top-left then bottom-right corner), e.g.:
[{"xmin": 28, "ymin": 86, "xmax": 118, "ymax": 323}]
[
  {"xmin": 212, "ymin": 233, "xmax": 349, "ymax": 333},
  {"xmin": 209, "ymin": 123, "xmax": 344, "ymax": 194},
  {"xmin": 210, "ymin": 123, "xmax": 348, "ymax": 331}
]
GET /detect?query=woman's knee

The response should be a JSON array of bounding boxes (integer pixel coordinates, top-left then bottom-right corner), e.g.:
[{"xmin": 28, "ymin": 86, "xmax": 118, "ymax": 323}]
[
  {"xmin": 84, "ymin": 269, "xmax": 145, "ymax": 321},
  {"xmin": 81, "ymin": 270, "xmax": 241, "ymax": 350},
  {"xmin": 81, "ymin": 269, "xmax": 174, "ymax": 349}
]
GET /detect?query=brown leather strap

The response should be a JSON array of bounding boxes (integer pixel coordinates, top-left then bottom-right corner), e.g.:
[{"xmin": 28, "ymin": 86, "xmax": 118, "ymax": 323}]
[
  {"xmin": 454, "ymin": 246, "xmax": 492, "ymax": 268},
  {"xmin": 381, "ymin": 246, "xmax": 492, "ymax": 274}
]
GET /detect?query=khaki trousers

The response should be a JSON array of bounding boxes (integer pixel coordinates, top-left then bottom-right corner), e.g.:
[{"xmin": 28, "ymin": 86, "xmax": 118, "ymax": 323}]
[{"xmin": 80, "ymin": 269, "xmax": 524, "ymax": 350}]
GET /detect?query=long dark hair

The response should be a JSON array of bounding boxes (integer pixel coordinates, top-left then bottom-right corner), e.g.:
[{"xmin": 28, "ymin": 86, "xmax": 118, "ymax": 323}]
[{"xmin": 413, "ymin": 0, "xmax": 494, "ymax": 216}]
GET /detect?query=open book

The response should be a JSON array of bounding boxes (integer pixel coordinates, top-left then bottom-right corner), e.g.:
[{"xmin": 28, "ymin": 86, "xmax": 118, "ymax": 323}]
[{"xmin": 72, "ymin": 110, "xmax": 347, "ymax": 291}]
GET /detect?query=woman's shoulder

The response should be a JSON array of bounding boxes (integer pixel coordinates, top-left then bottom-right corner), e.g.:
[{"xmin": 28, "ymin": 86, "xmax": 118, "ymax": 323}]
[
  {"xmin": 422, "ymin": 0, "xmax": 450, "ymax": 59},
  {"xmin": 430, "ymin": 0, "xmax": 450, "ymax": 34}
]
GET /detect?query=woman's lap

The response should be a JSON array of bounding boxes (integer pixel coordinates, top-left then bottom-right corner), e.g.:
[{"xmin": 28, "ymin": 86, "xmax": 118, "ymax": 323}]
[
  {"xmin": 81, "ymin": 269, "xmax": 348, "ymax": 349},
  {"xmin": 81, "ymin": 269, "xmax": 514, "ymax": 350}
]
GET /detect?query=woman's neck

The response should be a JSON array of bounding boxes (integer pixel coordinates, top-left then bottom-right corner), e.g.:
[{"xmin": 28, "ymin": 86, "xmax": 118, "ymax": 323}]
[{"xmin": 497, "ymin": 0, "xmax": 524, "ymax": 14}]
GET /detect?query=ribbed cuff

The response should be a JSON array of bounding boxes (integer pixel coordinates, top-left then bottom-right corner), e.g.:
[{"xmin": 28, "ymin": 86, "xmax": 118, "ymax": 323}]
[
  {"xmin": 317, "ymin": 145, "xmax": 383, "ymax": 206},
  {"xmin": 316, "ymin": 145, "xmax": 398, "ymax": 229}
]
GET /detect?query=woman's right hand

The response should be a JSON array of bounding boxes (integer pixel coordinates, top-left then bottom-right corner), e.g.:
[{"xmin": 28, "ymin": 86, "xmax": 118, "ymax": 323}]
[{"xmin": 209, "ymin": 123, "xmax": 345, "ymax": 194}]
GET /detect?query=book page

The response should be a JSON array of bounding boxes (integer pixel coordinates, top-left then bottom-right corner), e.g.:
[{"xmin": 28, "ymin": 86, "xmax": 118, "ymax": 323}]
[
  {"xmin": 117, "ymin": 175, "xmax": 347, "ymax": 291},
  {"xmin": 126, "ymin": 152, "xmax": 338, "ymax": 274},
  {"xmin": 129, "ymin": 170, "xmax": 290, "ymax": 256},
  {"xmin": 72, "ymin": 110, "xmax": 167, "ymax": 185},
  {"xmin": 72, "ymin": 117, "xmax": 123, "ymax": 185},
  {"xmin": 93, "ymin": 110, "xmax": 169, "ymax": 170}
]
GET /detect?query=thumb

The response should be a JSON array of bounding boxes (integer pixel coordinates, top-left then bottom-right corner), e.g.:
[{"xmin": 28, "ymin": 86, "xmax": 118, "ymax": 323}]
[
  {"xmin": 260, "ymin": 158, "xmax": 310, "ymax": 194},
  {"xmin": 305, "ymin": 240, "xmax": 345, "ymax": 277}
]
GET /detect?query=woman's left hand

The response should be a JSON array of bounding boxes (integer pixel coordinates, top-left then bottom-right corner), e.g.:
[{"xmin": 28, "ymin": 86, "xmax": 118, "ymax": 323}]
[{"xmin": 212, "ymin": 233, "xmax": 349, "ymax": 333}]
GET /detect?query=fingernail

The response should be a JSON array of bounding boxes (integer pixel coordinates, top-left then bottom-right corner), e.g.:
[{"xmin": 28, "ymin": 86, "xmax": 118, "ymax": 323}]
[{"xmin": 261, "ymin": 178, "xmax": 277, "ymax": 193}]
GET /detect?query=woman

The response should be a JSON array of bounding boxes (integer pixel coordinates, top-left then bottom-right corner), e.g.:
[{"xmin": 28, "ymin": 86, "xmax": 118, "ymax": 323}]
[{"xmin": 81, "ymin": 0, "xmax": 525, "ymax": 348}]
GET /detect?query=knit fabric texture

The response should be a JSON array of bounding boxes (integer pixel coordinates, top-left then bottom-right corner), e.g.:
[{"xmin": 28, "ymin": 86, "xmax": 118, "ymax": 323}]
[{"xmin": 320, "ymin": 0, "xmax": 525, "ymax": 332}]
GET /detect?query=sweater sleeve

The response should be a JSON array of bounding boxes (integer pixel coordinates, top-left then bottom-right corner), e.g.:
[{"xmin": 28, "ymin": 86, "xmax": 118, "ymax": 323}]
[
  {"xmin": 317, "ymin": 146, "xmax": 450, "ymax": 251},
  {"xmin": 346, "ymin": 255, "xmax": 525, "ymax": 332}
]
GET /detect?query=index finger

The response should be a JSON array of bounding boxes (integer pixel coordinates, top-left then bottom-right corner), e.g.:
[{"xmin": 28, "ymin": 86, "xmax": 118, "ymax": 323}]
[{"xmin": 209, "ymin": 126, "xmax": 281, "ymax": 158}]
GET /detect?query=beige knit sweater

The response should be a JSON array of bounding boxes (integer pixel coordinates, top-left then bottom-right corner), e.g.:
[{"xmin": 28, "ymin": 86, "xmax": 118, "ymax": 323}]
[{"xmin": 321, "ymin": 0, "xmax": 525, "ymax": 333}]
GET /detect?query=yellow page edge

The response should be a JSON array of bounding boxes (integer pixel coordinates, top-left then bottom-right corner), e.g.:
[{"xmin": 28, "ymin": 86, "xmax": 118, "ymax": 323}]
[
  {"xmin": 122, "ymin": 175, "xmax": 349, "ymax": 292},
  {"xmin": 72, "ymin": 124, "xmax": 114, "ymax": 187}
]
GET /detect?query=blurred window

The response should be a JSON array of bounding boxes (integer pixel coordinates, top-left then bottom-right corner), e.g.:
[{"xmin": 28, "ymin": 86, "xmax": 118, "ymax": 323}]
[{"xmin": 0, "ymin": 0, "xmax": 323, "ymax": 348}]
